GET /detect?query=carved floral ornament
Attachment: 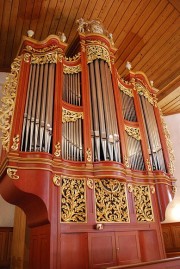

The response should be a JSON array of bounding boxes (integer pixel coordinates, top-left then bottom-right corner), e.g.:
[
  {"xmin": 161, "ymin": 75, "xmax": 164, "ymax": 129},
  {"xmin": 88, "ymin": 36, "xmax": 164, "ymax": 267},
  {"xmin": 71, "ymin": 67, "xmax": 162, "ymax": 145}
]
[
  {"xmin": 11, "ymin": 134, "xmax": 20, "ymax": 151},
  {"xmin": 94, "ymin": 179, "xmax": 130, "ymax": 223},
  {"xmin": 62, "ymin": 107, "xmax": 83, "ymax": 123},
  {"xmin": 53, "ymin": 174, "xmax": 61, "ymax": 187},
  {"xmin": 0, "ymin": 56, "xmax": 22, "ymax": 151},
  {"xmin": 125, "ymin": 125, "xmax": 141, "ymax": 140},
  {"xmin": 54, "ymin": 142, "xmax": 61, "ymax": 157},
  {"xmin": 61, "ymin": 176, "xmax": 86, "ymax": 222}
]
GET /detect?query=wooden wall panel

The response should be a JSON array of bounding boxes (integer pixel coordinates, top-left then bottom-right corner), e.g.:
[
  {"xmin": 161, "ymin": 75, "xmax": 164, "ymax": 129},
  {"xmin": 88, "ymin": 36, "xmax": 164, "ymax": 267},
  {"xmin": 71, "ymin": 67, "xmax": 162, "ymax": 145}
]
[
  {"xmin": 88, "ymin": 232, "xmax": 117, "ymax": 268},
  {"xmin": 0, "ymin": 227, "xmax": 13, "ymax": 269},
  {"xmin": 115, "ymin": 231, "xmax": 141, "ymax": 265},
  {"xmin": 162, "ymin": 222, "xmax": 180, "ymax": 257},
  {"xmin": 139, "ymin": 230, "xmax": 162, "ymax": 261},
  {"xmin": 61, "ymin": 233, "xmax": 88, "ymax": 269},
  {"xmin": 29, "ymin": 224, "xmax": 50, "ymax": 269}
]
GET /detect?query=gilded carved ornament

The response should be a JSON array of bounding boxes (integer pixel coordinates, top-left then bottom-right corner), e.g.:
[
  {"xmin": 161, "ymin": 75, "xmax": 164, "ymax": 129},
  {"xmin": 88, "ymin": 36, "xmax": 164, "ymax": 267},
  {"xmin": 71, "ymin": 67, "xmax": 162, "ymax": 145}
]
[
  {"xmin": 87, "ymin": 178, "xmax": 94, "ymax": 189},
  {"xmin": 125, "ymin": 125, "xmax": 141, "ymax": 140},
  {"xmin": 64, "ymin": 53, "xmax": 81, "ymax": 62},
  {"xmin": 146, "ymin": 159, "xmax": 152, "ymax": 171},
  {"xmin": 135, "ymin": 83, "xmax": 156, "ymax": 106},
  {"xmin": 160, "ymin": 114, "xmax": 175, "ymax": 175},
  {"xmin": 118, "ymin": 81, "xmax": 133, "ymax": 98},
  {"xmin": 61, "ymin": 177, "xmax": 86, "ymax": 222},
  {"xmin": 86, "ymin": 44, "xmax": 111, "ymax": 69},
  {"xmin": 53, "ymin": 174, "xmax": 61, "ymax": 187},
  {"xmin": 54, "ymin": 142, "xmax": 61, "ymax": 157},
  {"xmin": 0, "ymin": 56, "xmax": 21, "ymax": 151},
  {"xmin": 24, "ymin": 53, "xmax": 31, "ymax": 63},
  {"xmin": 11, "ymin": 134, "xmax": 20, "ymax": 151},
  {"xmin": 133, "ymin": 185, "xmax": 154, "ymax": 222},
  {"xmin": 124, "ymin": 155, "xmax": 130, "ymax": 168},
  {"xmin": 86, "ymin": 148, "xmax": 92, "ymax": 162},
  {"xmin": 95, "ymin": 179, "xmax": 129, "ymax": 223},
  {"xmin": 26, "ymin": 44, "xmax": 62, "ymax": 53},
  {"xmin": 63, "ymin": 64, "xmax": 82, "ymax": 74},
  {"xmin": 7, "ymin": 168, "xmax": 19, "ymax": 180},
  {"xmin": 62, "ymin": 107, "xmax": 83, "ymax": 123}
]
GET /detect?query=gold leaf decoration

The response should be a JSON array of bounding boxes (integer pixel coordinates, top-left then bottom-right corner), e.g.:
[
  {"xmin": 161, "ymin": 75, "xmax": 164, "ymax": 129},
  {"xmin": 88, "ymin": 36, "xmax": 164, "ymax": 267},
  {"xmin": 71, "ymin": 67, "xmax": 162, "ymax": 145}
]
[
  {"xmin": 87, "ymin": 178, "xmax": 93, "ymax": 189},
  {"xmin": 0, "ymin": 56, "xmax": 21, "ymax": 151},
  {"xmin": 133, "ymin": 185, "xmax": 154, "ymax": 222},
  {"xmin": 62, "ymin": 107, "xmax": 83, "ymax": 123},
  {"xmin": 87, "ymin": 45, "xmax": 111, "ymax": 68},
  {"xmin": 125, "ymin": 125, "xmax": 141, "ymax": 140},
  {"xmin": 63, "ymin": 64, "xmax": 82, "ymax": 74},
  {"xmin": 11, "ymin": 134, "xmax": 20, "ymax": 151},
  {"xmin": 31, "ymin": 53, "xmax": 57, "ymax": 64},
  {"xmin": 135, "ymin": 83, "xmax": 155, "ymax": 106},
  {"xmin": 7, "ymin": 168, "xmax": 19, "ymax": 180},
  {"xmin": 54, "ymin": 142, "xmax": 61, "ymax": 157},
  {"xmin": 61, "ymin": 177, "xmax": 86, "ymax": 222},
  {"xmin": 160, "ymin": 115, "xmax": 175, "ymax": 175},
  {"xmin": 86, "ymin": 148, "xmax": 92, "ymax": 162},
  {"xmin": 53, "ymin": 174, "xmax": 61, "ymax": 187},
  {"xmin": 118, "ymin": 81, "xmax": 133, "ymax": 97},
  {"xmin": 95, "ymin": 179, "xmax": 129, "ymax": 223}
]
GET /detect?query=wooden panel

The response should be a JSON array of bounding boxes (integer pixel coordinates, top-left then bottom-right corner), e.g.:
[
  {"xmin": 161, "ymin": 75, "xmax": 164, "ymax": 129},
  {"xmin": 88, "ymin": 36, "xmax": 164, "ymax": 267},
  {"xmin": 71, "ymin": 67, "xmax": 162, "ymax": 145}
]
[
  {"xmin": 88, "ymin": 232, "xmax": 117, "ymax": 268},
  {"xmin": 61, "ymin": 233, "xmax": 88, "ymax": 269},
  {"xmin": 139, "ymin": 230, "xmax": 161, "ymax": 261},
  {"xmin": 115, "ymin": 231, "xmax": 141, "ymax": 265},
  {"xmin": 29, "ymin": 224, "xmax": 50, "ymax": 269},
  {"xmin": 162, "ymin": 222, "xmax": 180, "ymax": 257},
  {"xmin": 0, "ymin": 227, "xmax": 13, "ymax": 269}
]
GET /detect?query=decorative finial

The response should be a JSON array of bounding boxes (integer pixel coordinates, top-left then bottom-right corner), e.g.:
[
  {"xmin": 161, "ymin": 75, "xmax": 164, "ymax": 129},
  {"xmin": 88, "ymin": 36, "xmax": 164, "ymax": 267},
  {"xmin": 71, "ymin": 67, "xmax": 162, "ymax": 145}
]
[
  {"xmin": 58, "ymin": 32, "xmax": 66, "ymax": 43},
  {"xmin": 27, "ymin": 30, "xmax": 34, "ymax": 38},
  {"xmin": 126, "ymin": 61, "xmax": 132, "ymax": 70}
]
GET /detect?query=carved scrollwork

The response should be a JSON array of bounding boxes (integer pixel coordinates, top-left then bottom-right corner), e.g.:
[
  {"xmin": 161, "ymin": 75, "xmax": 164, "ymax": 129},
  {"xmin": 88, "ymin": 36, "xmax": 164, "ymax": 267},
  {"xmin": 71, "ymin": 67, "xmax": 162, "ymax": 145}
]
[
  {"xmin": 24, "ymin": 53, "xmax": 31, "ymax": 63},
  {"xmin": 7, "ymin": 168, "xmax": 19, "ymax": 180},
  {"xmin": 125, "ymin": 125, "xmax": 141, "ymax": 140},
  {"xmin": 87, "ymin": 45, "xmax": 111, "ymax": 68},
  {"xmin": 146, "ymin": 159, "xmax": 152, "ymax": 171},
  {"xmin": 0, "ymin": 56, "xmax": 21, "ymax": 151},
  {"xmin": 61, "ymin": 177, "xmax": 86, "ymax": 222},
  {"xmin": 150, "ymin": 185, "xmax": 155, "ymax": 194},
  {"xmin": 63, "ymin": 64, "xmax": 82, "ymax": 74},
  {"xmin": 87, "ymin": 178, "xmax": 93, "ymax": 189},
  {"xmin": 135, "ymin": 83, "xmax": 155, "ymax": 106},
  {"xmin": 86, "ymin": 148, "xmax": 92, "ymax": 162},
  {"xmin": 11, "ymin": 134, "xmax": 20, "ymax": 151},
  {"xmin": 160, "ymin": 115, "xmax": 175, "ymax": 175},
  {"xmin": 127, "ymin": 183, "xmax": 133, "ymax": 193},
  {"xmin": 54, "ymin": 142, "xmax": 61, "ymax": 157},
  {"xmin": 118, "ymin": 81, "xmax": 133, "ymax": 97},
  {"xmin": 53, "ymin": 174, "xmax": 61, "ymax": 187},
  {"xmin": 62, "ymin": 107, "xmax": 83, "ymax": 123},
  {"xmin": 124, "ymin": 155, "xmax": 130, "ymax": 168},
  {"xmin": 26, "ymin": 45, "xmax": 61, "ymax": 53},
  {"xmin": 31, "ymin": 53, "xmax": 57, "ymax": 64},
  {"xmin": 95, "ymin": 179, "xmax": 129, "ymax": 222},
  {"xmin": 133, "ymin": 185, "xmax": 154, "ymax": 222}
]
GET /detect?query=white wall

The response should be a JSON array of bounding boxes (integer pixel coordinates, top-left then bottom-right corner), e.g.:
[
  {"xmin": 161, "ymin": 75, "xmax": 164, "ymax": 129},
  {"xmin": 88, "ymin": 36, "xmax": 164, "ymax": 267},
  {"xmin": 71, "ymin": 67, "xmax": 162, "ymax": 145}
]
[
  {"xmin": 164, "ymin": 114, "xmax": 180, "ymax": 222},
  {"xmin": 0, "ymin": 72, "xmax": 15, "ymax": 227}
]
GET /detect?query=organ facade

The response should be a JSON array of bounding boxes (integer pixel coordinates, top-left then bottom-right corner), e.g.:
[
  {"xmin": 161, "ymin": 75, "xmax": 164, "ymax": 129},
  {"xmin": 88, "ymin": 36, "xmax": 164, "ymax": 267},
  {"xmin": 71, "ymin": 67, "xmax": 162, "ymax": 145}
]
[{"xmin": 0, "ymin": 19, "xmax": 176, "ymax": 269}]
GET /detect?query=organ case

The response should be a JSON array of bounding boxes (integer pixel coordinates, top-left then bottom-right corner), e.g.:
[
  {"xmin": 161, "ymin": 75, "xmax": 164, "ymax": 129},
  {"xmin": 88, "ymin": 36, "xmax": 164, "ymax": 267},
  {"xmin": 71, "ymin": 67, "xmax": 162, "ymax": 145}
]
[{"xmin": 0, "ymin": 20, "xmax": 176, "ymax": 269}]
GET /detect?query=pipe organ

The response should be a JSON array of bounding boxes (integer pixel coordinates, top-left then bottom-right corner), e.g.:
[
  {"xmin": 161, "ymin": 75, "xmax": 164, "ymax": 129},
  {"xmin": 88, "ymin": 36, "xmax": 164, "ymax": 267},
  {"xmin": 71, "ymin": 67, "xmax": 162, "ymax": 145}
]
[{"xmin": 0, "ymin": 19, "xmax": 176, "ymax": 269}]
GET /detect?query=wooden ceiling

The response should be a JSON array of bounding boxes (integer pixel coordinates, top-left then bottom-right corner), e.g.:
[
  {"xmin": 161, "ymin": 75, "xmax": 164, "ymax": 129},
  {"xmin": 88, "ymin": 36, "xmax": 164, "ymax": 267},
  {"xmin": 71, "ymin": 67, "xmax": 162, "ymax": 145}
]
[{"xmin": 0, "ymin": 0, "xmax": 179, "ymax": 115}]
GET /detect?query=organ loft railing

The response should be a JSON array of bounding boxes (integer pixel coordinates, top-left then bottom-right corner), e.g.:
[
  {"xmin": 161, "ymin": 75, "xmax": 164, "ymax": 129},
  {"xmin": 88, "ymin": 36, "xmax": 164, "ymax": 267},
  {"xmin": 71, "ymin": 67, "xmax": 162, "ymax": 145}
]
[{"xmin": 0, "ymin": 19, "xmax": 175, "ymax": 193}]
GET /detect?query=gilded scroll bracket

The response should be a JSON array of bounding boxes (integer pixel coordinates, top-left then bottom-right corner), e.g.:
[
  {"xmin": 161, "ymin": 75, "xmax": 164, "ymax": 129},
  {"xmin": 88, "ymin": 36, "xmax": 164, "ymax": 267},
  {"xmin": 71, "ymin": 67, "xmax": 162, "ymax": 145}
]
[
  {"xmin": 53, "ymin": 174, "xmax": 61, "ymax": 187},
  {"xmin": 7, "ymin": 168, "xmax": 19, "ymax": 180}
]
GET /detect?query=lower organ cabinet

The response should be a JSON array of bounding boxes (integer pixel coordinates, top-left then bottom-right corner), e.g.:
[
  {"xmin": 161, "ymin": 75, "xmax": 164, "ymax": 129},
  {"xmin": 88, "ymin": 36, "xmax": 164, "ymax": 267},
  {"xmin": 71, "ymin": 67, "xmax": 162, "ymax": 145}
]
[{"xmin": 61, "ymin": 231, "xmax": 142, "ymax": 269}]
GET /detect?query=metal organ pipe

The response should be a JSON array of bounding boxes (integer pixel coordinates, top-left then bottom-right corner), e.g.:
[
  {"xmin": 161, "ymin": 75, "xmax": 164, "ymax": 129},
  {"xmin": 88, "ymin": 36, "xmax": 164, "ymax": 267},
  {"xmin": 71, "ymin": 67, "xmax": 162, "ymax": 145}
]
[{"xmin": 88, "ymin": 59, "xmax": 121, "ymax": 162}]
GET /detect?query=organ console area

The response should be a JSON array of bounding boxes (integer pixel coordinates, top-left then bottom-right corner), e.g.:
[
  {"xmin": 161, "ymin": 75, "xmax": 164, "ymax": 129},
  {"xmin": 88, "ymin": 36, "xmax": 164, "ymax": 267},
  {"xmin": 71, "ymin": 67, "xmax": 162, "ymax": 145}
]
[{"xmin": 0, "ymin": 19, "xmax": 177, "ymax": 269}]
